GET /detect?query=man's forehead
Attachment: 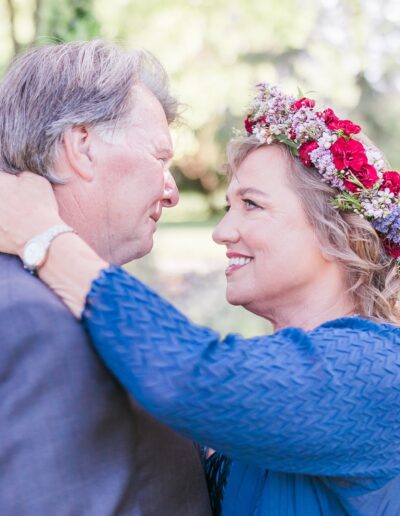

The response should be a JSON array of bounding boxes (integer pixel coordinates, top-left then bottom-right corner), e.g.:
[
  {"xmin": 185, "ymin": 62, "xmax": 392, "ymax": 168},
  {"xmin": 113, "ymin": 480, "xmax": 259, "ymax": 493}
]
[{"xmin": 128, "ymin": 114, "xmax": 173, "ymax": 153}]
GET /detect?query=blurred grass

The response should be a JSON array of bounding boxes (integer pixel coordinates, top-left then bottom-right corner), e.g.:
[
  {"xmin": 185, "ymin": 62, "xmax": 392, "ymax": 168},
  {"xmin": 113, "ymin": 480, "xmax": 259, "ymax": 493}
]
[{"xmin": 125, "ymin": 192, "xmax": 272, "ymax": 338}]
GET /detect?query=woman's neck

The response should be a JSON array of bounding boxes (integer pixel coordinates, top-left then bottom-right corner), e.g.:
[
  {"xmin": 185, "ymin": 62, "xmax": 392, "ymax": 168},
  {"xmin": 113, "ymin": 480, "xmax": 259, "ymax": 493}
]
[
  {"xmin": 270, "ymin": 297, "xmax": 356, "ymax": 332},
  {"xmin": 253, "ymin": 266, "xmax": 356, "ymax": 332}
]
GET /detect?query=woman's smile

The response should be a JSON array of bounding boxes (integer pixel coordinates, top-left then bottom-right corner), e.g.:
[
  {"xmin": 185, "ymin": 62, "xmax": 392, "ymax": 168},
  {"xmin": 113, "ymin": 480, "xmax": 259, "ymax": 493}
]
[{"xmin": 226, "ymin": 251, "xmax": 254, "ymax": 275}]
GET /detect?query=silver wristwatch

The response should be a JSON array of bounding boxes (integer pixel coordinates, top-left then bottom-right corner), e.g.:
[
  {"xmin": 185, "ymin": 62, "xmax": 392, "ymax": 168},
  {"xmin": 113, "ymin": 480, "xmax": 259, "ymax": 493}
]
[{"xmin": 22, "ymin": 224, "xmax": 76, "ymax": 273}]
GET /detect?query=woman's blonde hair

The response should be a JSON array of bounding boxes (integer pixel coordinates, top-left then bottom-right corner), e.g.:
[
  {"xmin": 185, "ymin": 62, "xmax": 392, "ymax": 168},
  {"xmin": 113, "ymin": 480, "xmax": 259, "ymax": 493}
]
[{"xmin": 227, "ymin": 136, "xmax": 400, "ymax": 325}]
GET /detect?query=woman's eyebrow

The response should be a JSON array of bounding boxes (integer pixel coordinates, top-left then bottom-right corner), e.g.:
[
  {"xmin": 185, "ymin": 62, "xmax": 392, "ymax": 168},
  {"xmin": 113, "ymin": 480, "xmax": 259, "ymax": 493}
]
[
  {"xmin": 225, "ymin": 187, "xmax": 270, "ymax": 203},
  {"xmin": 237, "ymin": 187, "xmax": 270, "ymax": 199}
]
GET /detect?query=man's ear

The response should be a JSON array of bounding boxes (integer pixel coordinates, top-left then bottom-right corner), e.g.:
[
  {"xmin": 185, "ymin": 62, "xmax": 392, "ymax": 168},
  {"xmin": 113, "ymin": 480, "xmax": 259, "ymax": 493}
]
[{"xmin": 62, "ymin": 125, "xmax": 96, "ymax": 182}]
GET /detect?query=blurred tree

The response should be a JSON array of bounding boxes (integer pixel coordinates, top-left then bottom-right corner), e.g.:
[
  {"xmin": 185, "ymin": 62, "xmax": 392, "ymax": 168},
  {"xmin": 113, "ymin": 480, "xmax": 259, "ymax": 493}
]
[
  {"xmin": 3, "ymin": 0, "xmax": 100, "ymax": 60},
  {"xmin": 33, "ymin": 0, "xmax": 100, "ymax": 44},
  {"xmin": 91, "ymin": 0, "xmax": 399, "ymax": 202},
  {"xmin": 1, "ymin": 0, "xmax": 399, "ymax": 212},
  {"xmin": 5, "ymin": 0, "xmax": 21, "ymax": 55}
]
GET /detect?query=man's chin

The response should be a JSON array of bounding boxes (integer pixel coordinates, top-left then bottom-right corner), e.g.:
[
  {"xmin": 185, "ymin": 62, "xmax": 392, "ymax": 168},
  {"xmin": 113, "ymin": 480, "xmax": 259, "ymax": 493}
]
[
  {"xmin": 125, "ymin": 239, "xmax": 154, "ymax": 264},
  {"xmin": 103, "ymin": 239, "xmax": 153, "ymax": 266}
]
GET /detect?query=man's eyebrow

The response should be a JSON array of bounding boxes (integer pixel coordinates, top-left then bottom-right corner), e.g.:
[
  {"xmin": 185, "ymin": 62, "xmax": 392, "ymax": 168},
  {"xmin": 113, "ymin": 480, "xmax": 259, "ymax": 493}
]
[{"xmin": 156, "ymin": 146, "xmax": 174, "ymax": 158}]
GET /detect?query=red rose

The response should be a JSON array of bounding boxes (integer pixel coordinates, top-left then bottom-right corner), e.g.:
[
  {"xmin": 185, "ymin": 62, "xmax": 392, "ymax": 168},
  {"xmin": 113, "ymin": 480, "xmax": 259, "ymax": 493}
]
[
  {"xmin": 382, "ymin": 238, "xmax": 400, "ymax": 258},
  {"xmin": 244, "ymin": 116, "xmax": 254, "ymax": 134},
  {"xmin": 291, "ymin": 97, "xmax": 316, "ymax": 111},
  {"xmin": 331, "ymin": 137, "xmax": 367, "ymax": 172},
  {"xmin": 299, "ymin": 141, "xmax": 319, "ymax": 167},
  {"xmin": 382, "ymin": 171, "xmax": 400, "ymax": 195},
  {"xmin": 343, "ymin": 164, "xmax": 379, "ymax": 192}
]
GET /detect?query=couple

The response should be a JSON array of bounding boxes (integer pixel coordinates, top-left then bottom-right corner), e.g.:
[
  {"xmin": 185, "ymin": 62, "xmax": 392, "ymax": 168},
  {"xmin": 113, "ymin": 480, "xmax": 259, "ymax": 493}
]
[{"xmin": 1, "ymin": 40, "xmax": 400, "ymax": 515}]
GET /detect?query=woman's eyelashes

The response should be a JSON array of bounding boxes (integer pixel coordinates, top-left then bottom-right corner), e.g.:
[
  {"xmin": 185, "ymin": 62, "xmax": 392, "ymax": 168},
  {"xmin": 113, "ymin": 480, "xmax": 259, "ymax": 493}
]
[
  {"xmin": 243, "ymin": 198, "xmax": 261, "ymax": 210},
  {"xmin": 224, "ymin": 199, "xmax": 262, "ymax": 212}
]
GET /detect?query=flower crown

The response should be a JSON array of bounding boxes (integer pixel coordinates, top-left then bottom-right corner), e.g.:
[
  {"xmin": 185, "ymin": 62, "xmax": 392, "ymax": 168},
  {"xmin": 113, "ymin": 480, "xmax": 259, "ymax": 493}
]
[{"xmin": 244, "ymin": 82, "xmax": 400, "ymax": 260}]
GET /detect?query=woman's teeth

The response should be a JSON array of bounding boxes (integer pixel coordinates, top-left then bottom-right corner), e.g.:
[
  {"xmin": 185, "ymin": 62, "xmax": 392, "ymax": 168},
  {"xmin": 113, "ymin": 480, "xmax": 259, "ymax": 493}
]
[{"xmin": 229, "ymin": 256, "xmax": 252, "ymax": 267}]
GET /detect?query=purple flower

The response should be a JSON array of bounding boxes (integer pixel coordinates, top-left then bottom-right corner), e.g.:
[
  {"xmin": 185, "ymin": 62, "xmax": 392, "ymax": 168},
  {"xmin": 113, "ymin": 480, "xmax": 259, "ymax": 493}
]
[{"xmin": 372, "ymin": 206, "xmax": 400, "ymax": 244}]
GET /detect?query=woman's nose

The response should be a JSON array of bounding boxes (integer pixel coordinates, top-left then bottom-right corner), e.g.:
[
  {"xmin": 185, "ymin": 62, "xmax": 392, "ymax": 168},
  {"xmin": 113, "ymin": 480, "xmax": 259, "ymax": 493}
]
[
  {"xmin": 162, "ymin": 170, "xmax": 179, "ymax": 208},
  {"xmin": 212, "ymin": 212, "xmax": 240, "ymax": 245}
]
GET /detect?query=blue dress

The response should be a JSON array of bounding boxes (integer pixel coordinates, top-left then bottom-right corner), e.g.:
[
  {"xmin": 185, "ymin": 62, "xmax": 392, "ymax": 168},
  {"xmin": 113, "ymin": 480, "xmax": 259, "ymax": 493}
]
[{"xmin": 83, "ymin": 267, "xmax": 400, "ymax": 515}]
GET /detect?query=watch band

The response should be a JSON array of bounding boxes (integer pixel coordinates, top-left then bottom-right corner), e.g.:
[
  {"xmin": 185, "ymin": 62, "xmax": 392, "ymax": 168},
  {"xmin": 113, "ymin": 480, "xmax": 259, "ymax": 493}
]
[{"xmin": 22, "ymin": 224, "xmax": 76, "ymax": 273}]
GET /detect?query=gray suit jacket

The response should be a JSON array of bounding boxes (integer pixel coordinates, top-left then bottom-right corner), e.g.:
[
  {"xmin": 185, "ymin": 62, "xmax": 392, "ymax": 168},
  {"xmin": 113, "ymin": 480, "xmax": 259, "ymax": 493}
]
[{"xmin": 0, "ymin": 254, "xmax": 211, "ymax": 515}]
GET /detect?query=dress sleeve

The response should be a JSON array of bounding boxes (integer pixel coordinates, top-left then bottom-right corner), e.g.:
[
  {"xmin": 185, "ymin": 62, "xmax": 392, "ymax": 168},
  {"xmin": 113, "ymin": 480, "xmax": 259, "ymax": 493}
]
[{"xmin": 83, "ymin": 266, "xmax": 400, "ymax": 479}]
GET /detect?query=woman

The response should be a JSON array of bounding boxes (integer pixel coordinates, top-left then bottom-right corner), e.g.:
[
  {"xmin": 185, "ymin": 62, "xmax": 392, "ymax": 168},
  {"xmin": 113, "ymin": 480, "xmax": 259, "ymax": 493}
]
[{"xmin": 1, "ymin": 83, "xmax": 400, "ymax": 515}]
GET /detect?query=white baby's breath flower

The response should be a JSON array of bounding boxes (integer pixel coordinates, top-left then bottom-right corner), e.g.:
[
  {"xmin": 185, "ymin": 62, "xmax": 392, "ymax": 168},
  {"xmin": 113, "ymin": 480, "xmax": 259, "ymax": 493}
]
[{"xmin": 318, "ymin": 131, "xmax": 337, "ymax": 150}]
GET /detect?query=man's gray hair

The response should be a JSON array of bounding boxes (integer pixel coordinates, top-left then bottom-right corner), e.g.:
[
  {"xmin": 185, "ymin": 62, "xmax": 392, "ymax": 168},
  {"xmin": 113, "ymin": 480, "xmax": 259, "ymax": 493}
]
[{"xmin": 0, "ymin": 40, "xmax": 178, "ymax": 183}]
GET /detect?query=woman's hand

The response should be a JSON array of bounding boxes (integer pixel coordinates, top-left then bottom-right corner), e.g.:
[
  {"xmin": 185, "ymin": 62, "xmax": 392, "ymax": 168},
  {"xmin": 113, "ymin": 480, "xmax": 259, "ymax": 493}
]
[
  {"xmin": 0, "ymin": 171, "xmax": 106, "ymax": 317},
  {"xmin": 0, "ymin": 172, "xmax": 62, "ymax": 256}
]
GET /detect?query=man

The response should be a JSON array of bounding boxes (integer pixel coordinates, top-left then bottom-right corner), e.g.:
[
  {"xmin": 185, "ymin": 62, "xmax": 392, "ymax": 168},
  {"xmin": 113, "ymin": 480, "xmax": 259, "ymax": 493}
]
[{"xmin": 0, "ymin": 40, "xmax": 211, "ymax": 515}]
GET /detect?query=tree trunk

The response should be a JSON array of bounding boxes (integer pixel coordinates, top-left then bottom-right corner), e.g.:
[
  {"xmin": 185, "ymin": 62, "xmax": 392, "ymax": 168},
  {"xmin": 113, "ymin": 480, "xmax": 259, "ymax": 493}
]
[
  {"xmin": 5, "ymin": 0, "xmax": 19, "ymax": 56},
  {"xmin": 32, "ymin": 0, "xmax": 43, "ymax": 45}
]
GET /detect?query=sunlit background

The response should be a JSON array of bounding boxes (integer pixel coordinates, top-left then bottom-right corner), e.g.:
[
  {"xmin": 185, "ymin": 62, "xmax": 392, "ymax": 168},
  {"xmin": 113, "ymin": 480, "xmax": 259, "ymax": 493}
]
[{"xmin": 1, "ymin": 0, "xmax": 399, "ymax": 335}]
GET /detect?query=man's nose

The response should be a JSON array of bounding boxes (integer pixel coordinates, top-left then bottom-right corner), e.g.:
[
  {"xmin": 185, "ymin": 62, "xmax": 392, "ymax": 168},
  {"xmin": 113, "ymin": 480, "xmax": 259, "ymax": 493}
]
[
  {"xmin": 212, "ymin": 212, "xmax": 240, "ymax": 245},
  {"xmin": 161, "ymin": 170, "xmax": 179, "ymax": 208}
]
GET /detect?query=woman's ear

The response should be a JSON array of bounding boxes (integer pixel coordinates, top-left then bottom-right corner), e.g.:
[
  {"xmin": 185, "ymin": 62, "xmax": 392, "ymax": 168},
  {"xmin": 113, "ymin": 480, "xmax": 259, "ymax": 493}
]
[{"xmin": 62, "ymin": 125, "xmax": 96, "ymax": 182}]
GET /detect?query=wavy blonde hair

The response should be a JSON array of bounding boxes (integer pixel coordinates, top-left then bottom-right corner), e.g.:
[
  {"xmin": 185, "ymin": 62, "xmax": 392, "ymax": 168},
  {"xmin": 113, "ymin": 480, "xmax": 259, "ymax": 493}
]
[{"xmin": 227, "ymin": 136, "xmax": 400, "ymax": 325}]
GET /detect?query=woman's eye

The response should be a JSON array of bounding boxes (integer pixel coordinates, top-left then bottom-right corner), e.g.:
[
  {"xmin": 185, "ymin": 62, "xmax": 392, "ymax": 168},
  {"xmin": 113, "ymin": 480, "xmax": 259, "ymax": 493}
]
[{"xmin": 243, "ymin": 198, "xmax": 259, "ymax": 209}]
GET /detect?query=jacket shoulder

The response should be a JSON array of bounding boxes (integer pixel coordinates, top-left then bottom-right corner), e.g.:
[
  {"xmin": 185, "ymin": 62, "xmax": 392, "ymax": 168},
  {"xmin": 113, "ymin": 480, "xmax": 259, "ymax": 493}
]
[{"xmin": 0, "ymin": 253, "xmax": 76, "ymax": 322}]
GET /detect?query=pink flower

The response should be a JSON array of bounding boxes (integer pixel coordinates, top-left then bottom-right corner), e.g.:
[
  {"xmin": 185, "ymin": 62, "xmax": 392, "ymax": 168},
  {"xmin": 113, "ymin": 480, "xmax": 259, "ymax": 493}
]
[
  {"xmin": 320, "ymin": 109, "xmax": 361, "ymax": 135},
  {"xmin": 336, "ymin": 119, "xmax": 361, "ymax": 136},
  {"xmin": 320, "ymin": 108, "xmax": 339, "ymax": 128},
  {"xmin": 331, "ymin": 137, "xmax": 367, "ymax": 172},
  {"xmin": 382, "ymin": 171, "xmax": 400, "ymax": 195},
  {"xmin": 299, "ymin": 141, "xmax": 319, "ymax": 167},
  {"xmin": 244, "ymin": 116, "xmax": 254, "ymax": 134},
  {"xmin": 343, "ymin": 164, "xmax": 379, "ymax": 192},
  {"xmin": 291, "ymin": 97, "xmax": 316, "ymax": 111}
]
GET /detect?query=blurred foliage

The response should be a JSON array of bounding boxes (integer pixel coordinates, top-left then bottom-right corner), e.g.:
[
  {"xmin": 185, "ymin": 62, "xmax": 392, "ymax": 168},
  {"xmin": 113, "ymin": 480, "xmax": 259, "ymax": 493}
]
[{"xmin": 1, "ymin": 0, "xmax": 400, "ymax": 211}]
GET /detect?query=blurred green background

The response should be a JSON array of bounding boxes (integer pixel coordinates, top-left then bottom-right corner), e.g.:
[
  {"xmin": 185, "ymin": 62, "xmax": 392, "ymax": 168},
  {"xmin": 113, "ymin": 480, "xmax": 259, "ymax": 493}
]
[{"xmin": 1, "ymin": 0, "xmax": 399, "ymax": 335}]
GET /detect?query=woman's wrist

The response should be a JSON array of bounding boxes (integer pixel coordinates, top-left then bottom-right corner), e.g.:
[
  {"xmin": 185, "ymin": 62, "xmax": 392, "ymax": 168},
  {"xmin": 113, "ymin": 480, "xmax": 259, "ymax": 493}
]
[
  {"xmin": 16, "ymin": 216, "xmax": 66, "ymax": 259},
  {"xmin": 38, "ymin": 232, "xmax": 108, "ymax": 318}
]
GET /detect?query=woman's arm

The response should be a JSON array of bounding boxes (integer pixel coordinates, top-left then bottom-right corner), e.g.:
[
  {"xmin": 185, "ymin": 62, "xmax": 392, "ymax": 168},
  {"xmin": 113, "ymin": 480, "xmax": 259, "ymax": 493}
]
[
  {"xmin": 0, "ymin": 174, "xmax": 399, "ymax": 480},
  {"xmin": 38, "ymin": 232, "xmax": 106, "ymax": 317},
  {"xmin": 83, "ymin": 266, "xmax": 400, "ymax": 480}
]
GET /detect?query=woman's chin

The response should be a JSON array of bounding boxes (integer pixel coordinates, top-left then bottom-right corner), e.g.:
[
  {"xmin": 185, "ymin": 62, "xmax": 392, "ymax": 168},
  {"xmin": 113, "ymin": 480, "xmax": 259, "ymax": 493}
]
[
  {"xmin": 225, "ymin": 288, "xmax": 246, "ymax": 307},
  {"xmin": 226, "ymin": 288, "xmax": 266, "ymax": 318}
]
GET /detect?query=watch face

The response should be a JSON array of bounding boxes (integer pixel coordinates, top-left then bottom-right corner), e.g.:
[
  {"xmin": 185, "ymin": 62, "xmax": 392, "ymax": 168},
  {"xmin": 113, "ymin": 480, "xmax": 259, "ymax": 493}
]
[{"xmin": 23, "ymin": 240, "xmax": 46, "ymax": 269}]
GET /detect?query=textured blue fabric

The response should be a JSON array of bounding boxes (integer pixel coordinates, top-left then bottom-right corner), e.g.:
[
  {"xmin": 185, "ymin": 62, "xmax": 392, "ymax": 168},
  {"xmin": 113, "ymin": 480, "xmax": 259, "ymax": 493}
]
[{"xmin": 83, "ymin": 266, "xmax": 400, "ymax": 515}]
